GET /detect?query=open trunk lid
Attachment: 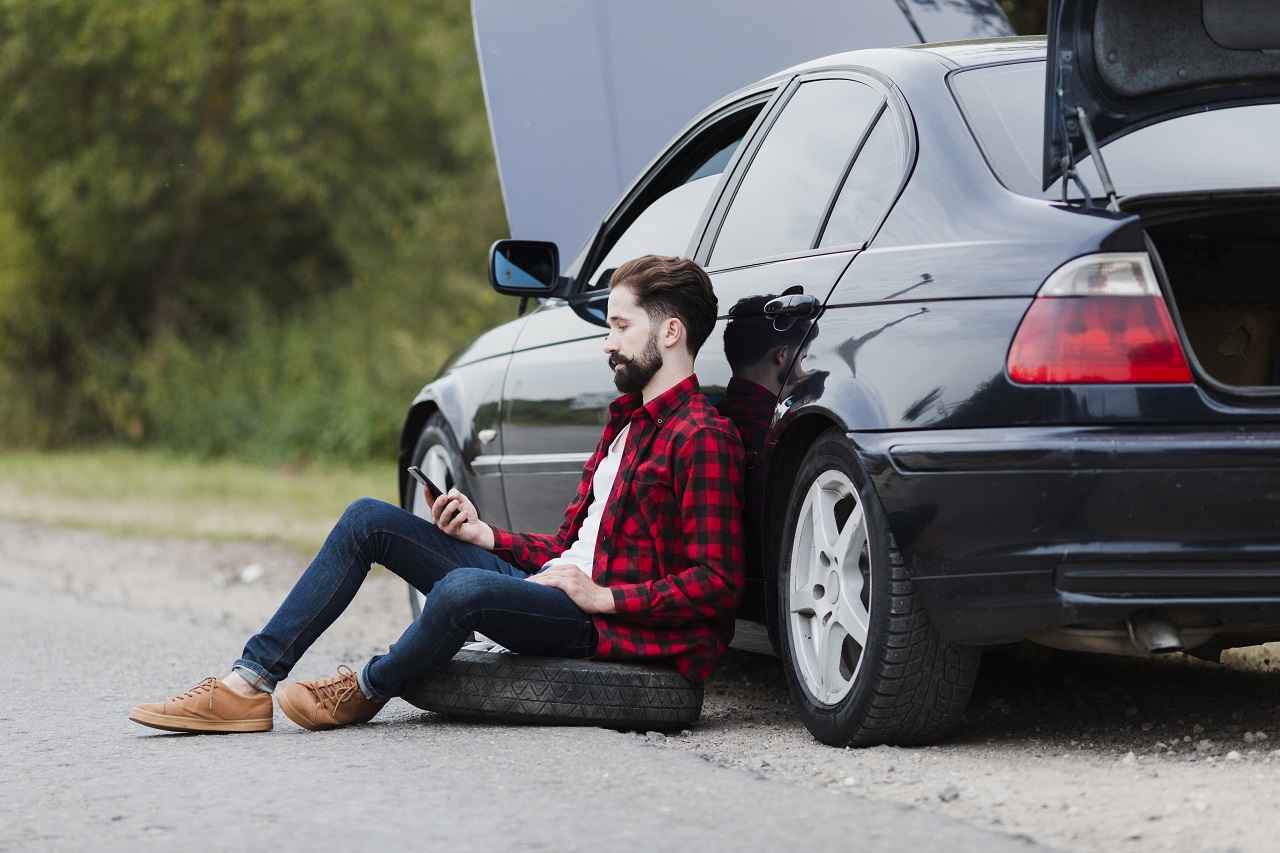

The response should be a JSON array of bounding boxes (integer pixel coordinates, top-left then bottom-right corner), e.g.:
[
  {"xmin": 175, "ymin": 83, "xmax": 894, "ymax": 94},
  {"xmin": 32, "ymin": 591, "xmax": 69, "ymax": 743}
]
[{"xmin": 1044, "ymin": 0, "xmax": 1280, "ymax": 190}]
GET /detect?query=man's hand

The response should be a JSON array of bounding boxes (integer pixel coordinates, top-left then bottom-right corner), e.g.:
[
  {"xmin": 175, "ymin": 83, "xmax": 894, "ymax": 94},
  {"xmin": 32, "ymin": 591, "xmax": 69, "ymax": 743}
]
[
  {"xmin": 431, "ymin": 488, "xmax": 495, "ymax": 550},
  {"xmin": 526, "ymin": 564, "xmax": 617, "ymax": 614}
]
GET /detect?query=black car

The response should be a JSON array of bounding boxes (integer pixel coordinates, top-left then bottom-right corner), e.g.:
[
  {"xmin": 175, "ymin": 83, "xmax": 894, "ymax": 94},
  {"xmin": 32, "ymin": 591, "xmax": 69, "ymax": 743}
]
[{"xmin": 398, "ymin": 0, "xmax": 1280, "ymax": 746}]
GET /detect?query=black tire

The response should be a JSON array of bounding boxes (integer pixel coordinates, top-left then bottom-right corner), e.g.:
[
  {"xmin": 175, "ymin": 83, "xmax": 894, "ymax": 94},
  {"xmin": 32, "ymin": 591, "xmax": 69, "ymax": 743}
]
[
  {"xmin": 403, "ymin": 651, "xmax": 704, "ymax": 729},
  {"xmin": 777, "ymin": 428, "xmax": 980, "ymax": 746},
  {"xmin": 406, "ymin": 413, "xmax": 466, "ymax": 619}
]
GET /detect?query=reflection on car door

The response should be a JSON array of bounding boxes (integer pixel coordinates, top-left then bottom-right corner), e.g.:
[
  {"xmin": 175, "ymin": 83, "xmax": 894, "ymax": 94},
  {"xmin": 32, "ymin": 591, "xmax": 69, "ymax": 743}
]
[{"xmin": 700, "ymin": 74, "xmax": 905, "ymax": 422}]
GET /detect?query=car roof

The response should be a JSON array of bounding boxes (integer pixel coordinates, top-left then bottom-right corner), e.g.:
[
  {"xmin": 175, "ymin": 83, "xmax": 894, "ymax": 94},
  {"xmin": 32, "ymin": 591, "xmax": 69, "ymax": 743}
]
[
  {"xmin": 771, "ymin": 36, "xmax": 1045, "ymax": 80},
  {"xmin": 907, "ymin": 35, "xmax": 1046, "ymax": 67}
]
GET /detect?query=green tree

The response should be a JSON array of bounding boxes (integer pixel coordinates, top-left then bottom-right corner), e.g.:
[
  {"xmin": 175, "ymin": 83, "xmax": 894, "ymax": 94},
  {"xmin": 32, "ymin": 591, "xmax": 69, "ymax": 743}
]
[
  {"xmin": 1001, "ymin": 0, "xmax": 1049, "ymax": 35},
  {"xmin": 0, "ymin": 0, "xmax": 506, "ymax": 455}
]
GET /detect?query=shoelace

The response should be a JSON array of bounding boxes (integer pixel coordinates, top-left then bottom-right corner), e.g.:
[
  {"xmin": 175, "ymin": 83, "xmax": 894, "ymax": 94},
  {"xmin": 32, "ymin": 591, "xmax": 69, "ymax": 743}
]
[
  {"xmin": 309, "ymin": 665, "xmax": 363, "ymax": 718},
  {"xmin": 171, "ymin": 676, "xmax": 219, "ymax": 710}
]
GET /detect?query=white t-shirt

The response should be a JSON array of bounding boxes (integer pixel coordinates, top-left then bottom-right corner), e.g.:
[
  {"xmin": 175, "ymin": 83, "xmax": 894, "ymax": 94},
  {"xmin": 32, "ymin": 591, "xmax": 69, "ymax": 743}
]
[
  {"xmin": 541, "ymin": 423, "xmax": 629, "ymax": 576},
  {"xmin": 467, "ymin": 424, "xmax": 629, "ymax": 655}
]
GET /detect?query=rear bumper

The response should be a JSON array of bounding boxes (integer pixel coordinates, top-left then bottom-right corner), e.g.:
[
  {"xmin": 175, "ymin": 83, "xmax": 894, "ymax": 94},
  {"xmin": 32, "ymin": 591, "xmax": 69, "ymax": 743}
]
[{"xmin": 856, "ymin": 425, "xmax": 1280, "ymax": 646}]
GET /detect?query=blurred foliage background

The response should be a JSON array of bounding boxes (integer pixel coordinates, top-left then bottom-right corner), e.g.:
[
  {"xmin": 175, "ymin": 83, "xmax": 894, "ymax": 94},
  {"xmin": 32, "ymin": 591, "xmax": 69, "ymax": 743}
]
[
  {"xmin": 0, "ymin": 0, "xmax": 506, "ymax": 462},
  {"xmin": 1001, "ymin": 0, "xmax": 1049, "ymax": 36},
  {"xmin": 0, "ymin": 0, "xmax": 1046, "ymax": 465}
]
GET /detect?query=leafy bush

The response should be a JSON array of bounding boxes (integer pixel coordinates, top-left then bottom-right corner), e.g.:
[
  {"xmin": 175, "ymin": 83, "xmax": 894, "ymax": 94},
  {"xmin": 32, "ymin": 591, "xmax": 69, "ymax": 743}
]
[{"xmin": 0, "ymin": 0, "xmax": 509, "ymax": 461}]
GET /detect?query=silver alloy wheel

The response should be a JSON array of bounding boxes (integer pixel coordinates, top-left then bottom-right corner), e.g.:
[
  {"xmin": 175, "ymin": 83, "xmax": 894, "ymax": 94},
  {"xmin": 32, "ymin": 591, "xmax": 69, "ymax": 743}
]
[
  {"xmin": 787, "ymin": 468, "xmax": 872, "ymax": 706},
  {"xmin": 409, "ymin": 443, "xmax": 456, "ymax": 616}
]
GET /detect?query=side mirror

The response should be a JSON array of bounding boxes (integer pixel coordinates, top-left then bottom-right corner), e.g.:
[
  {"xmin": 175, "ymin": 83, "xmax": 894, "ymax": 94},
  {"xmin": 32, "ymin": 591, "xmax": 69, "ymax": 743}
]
[{"xmin": 488, "ymin": 240, "xmax": 559, "ymax": 296}]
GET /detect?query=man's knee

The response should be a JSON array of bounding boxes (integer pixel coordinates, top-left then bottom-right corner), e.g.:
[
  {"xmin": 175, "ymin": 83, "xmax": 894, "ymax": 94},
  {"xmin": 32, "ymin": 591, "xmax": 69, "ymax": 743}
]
[
  {"xmin": 427, "ymin": 568, "xmax": 505, "ymax": 619},
  {"xmin": 340, "ymin": 497, "xmax": 398, "ymax": 531}
]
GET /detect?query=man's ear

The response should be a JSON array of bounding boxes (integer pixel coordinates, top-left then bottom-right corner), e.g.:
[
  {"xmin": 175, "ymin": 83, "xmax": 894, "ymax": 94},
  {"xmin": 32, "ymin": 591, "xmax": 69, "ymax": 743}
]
[
  {"xmin": 772, "ymin": 345, "xmax": 790, "ymax": 366},
  {"xmin": 661, "ymin": 317, "xmax": 685, "ymax": 350}
]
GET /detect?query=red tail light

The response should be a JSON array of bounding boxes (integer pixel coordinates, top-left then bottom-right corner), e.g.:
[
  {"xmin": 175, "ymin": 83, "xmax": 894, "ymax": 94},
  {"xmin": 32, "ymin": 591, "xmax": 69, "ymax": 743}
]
[{"xmin": 1007, "ymin": 253, "xmax": 1193, "ymax": 384}]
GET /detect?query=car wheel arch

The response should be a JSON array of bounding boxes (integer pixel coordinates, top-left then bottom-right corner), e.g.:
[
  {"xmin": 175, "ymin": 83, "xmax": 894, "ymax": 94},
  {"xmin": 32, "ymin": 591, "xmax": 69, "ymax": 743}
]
[
  {"xmin": 397, "ymin": 389, "xmax": 474, "ymax": 510},
  {"xmin": 398, "ymin": 401, "xmax": 439, "ymax": 508}
]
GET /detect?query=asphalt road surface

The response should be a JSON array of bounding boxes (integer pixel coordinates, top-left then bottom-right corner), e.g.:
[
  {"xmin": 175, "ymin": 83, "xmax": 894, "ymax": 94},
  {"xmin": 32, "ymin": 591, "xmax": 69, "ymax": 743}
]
[
  {"xmin": 0, "ymin": 521, "xmax": 1042, "ymax": 853},
  {"xmin": 6, "ymin": 517, "xmax": 1280, "ymax": 852}
]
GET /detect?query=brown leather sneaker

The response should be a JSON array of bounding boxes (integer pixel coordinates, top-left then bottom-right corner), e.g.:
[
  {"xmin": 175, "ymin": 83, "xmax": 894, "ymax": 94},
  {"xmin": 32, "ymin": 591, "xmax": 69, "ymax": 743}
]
[
  {"xmin": 276, "ymin": 665, "xmax": 387, "ymax": 731},
  {"xmin": 129, "ymin": 677, "xmax": 273, "ymax": 733}
]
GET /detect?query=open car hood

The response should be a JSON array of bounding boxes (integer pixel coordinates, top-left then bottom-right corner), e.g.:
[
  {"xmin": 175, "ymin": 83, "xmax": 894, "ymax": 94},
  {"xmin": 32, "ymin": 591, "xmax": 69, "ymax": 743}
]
[
  {"xmin": 1044, "ymin": 0, "xmax": 1280, "ymax": 190},
  {"xmin": 472, "ymin": 0, "xmax": 1012, "ymax": 269}
]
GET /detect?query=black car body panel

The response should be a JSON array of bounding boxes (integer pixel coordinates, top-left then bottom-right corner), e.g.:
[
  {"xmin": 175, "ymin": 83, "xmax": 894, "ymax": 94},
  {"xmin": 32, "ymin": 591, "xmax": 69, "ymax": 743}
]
[{"xmin": 863, "ymin": 424, "xmax": 1280, "ymax": 645}]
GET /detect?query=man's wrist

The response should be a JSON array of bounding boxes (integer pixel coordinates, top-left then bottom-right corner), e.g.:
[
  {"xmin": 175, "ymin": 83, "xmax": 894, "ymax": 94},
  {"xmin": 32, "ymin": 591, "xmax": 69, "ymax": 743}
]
[
  {"xmin": 597, "ymin": 584, "xmax": 617, "ymax": 614},
  {"xmin": 488, "ymin": 525, "xmax": 513, "ymax": 553}
]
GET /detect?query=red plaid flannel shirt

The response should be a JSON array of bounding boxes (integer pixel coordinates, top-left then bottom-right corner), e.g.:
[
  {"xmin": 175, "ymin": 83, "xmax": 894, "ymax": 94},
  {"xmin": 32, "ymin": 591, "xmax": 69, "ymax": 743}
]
[
  {"xmin": 714, "ymin": 377, "xmax": 777, "ymax": 460},
  {"xmin": 489, "ymin": 375, "xmax": 745, "ymax": 682}
]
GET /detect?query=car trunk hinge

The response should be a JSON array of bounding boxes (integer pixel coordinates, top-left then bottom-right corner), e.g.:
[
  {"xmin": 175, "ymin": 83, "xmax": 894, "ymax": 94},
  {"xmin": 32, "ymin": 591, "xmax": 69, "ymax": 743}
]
[
  {"xmin": 1073, "ymin": 107, "xmax": 1120, "ymax": 213},
  {"xmin": 1057, "ymin": 104, "xmax": 1119, "ymax": 212},
  {"xmin": 1052, "ymin": 51, "xmax": 1120, "ymax": 213}
]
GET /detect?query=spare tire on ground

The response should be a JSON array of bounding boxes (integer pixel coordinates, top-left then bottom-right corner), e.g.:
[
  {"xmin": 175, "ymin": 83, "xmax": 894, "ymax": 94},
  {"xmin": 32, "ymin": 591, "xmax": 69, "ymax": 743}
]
[{"xmin": 402, "ymin": 651, "xmax": 703, "ymax": 729}]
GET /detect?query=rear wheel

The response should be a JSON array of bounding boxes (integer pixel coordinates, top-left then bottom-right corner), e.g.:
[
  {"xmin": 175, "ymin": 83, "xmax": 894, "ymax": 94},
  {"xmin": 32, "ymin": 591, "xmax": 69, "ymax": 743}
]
[
  {"xmin": 407, "ymin": 413, "xmax": 464, "ymax": 619},
  {"xmin": 777, "ymin": 428, "xmax": 980, "ymax": 746}
]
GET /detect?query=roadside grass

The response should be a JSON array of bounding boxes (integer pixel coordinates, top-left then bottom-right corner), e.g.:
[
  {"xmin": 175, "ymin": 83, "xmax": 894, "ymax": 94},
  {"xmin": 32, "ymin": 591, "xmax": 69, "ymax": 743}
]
[{"xmin": 0, "ymin": 448, "xmax": 398, "ymax": 554}]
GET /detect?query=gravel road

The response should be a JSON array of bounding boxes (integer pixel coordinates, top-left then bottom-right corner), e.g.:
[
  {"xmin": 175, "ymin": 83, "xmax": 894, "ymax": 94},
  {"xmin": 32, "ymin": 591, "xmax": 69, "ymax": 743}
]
[{"xmin": 3, "ymin": 517, "xmax": 1278, "ymax": 852}]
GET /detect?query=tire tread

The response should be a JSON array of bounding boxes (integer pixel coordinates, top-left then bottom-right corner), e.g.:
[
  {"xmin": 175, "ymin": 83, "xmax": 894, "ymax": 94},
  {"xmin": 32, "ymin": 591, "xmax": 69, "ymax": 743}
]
[
  {"xmin": 403, "ymin": 651, "xmax": 704, "ymax": 729},
  {"xmin": 851, "ymin": 536, "xmax": 980, "ymax": 745}
]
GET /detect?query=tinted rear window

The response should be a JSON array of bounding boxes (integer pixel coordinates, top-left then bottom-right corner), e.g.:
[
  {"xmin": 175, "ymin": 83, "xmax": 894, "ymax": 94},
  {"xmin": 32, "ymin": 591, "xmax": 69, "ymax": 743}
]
[
  {"xmin": 951, "ymin": 61, "xmax": 1280, "ymax": 199},
  {"xmin": 818, "ymin": 109, "xmax": 904, "ymax": 248},
  {"xmin": 710, "ymin": 79, "xmax": 885, "ymax": 267}
]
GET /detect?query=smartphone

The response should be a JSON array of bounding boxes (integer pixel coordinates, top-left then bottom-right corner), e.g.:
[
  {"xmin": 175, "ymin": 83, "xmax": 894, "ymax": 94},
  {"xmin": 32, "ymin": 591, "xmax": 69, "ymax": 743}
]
[{"xmin": 406, "ymin": 465, "xmax": 445, "ymax": 503}]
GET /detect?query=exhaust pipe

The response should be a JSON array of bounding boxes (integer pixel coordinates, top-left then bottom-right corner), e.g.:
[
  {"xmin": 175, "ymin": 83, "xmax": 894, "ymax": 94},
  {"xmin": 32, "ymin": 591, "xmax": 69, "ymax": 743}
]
[{"xmin": 1127, "ymin": 611, "xmax": 1184, "ymax": 654}]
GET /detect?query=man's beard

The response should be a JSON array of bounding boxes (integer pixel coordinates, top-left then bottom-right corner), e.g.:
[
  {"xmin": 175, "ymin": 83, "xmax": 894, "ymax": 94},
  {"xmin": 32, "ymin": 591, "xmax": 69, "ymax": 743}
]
[{"xmin": 609, "ymin": 331, "xmax": 663, "ymax": 395}]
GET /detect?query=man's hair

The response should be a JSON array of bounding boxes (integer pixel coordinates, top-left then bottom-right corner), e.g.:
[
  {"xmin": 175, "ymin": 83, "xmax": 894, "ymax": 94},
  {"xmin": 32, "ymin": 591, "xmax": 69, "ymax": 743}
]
[
  {"xmin": 608, "ymin": 255, "xmax": 718, "ymax": 356},
  {"xmin": 723, "ymin": 291, "xmax": 815, "ymax": 372}
]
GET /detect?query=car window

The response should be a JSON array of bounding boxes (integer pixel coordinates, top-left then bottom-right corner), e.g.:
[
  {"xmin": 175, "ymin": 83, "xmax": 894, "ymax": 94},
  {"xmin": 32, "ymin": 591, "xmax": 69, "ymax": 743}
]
[
  {"xmin": 818, "ymin": 108, "xmax": 904, "ymax": 248},
  {"xmin": 710, "ymin": 79, "xmax": 885, "ymax": 269},
  {"xmin": 585, "ymin": 134, "xmax": 746, "ymax": 291},
  {"xmin": 952, "ymin": 61, "xmax": 1280, "ymax": 200},
  {"xmin": 587, "ymin": 174, "xmax": 721, "ymax": 290}
]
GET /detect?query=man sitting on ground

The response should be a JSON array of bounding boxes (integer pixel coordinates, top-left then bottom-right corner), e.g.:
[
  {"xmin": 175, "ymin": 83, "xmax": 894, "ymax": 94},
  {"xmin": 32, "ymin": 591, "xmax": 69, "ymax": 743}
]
[{"xmin": 130, "ymin": 254, "xmax": 745, "ymax": 733}]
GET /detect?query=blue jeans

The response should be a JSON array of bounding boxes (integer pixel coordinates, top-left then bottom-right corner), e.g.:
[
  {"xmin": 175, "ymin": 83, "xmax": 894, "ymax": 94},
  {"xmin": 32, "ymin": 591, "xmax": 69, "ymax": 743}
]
[{"xmin": 232, "ymin": 498, "xmax": 598, "ymax": 701}]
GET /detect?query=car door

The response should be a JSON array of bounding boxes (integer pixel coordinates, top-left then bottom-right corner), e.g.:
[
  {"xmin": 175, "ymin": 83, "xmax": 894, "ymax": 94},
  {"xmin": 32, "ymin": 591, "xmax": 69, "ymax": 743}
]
[
  {"xmin": 700, "ymin": 72, "xmax": 908, "ymax": 308},
  {"xmin": 497, "ymin": 95, "xmax": 771, "ymax": 533},
  {"xmin": 697, "ymin": 71, "xmax": 915, "ymax": 444},
  {"xmin": 690, "ymin": 72, "xmax": 915, "ymax": 621}
]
